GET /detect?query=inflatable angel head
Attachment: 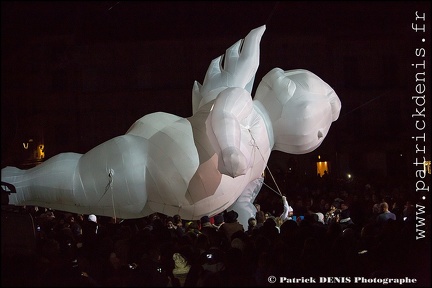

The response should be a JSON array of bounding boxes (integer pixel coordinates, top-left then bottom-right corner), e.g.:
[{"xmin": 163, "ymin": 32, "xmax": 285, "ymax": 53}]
[{"xmin": 254, "ymin": 68, "xmax": 341, "ymax": 154}]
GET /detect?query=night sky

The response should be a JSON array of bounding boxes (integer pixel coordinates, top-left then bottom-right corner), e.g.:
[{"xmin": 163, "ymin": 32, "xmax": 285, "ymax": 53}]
[{"xmin": 1, "ymin": 1, "xmax": 431, "ymax": 179}]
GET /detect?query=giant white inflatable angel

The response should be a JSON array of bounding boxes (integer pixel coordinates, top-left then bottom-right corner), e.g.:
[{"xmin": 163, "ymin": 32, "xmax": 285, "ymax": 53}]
[{"xmin": 1, "ymin": 25, "xmax": 341, "ymax": 229}]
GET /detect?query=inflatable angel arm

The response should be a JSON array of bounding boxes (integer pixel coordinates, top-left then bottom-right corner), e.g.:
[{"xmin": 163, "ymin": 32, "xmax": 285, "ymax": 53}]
[
  {"xmin": 192, "ymin": 25, "xmax": 265, "ymax": 114},
  {"xmin": 202, "ymin": 25, "xmax": 266, "ymax": 178},
  {"xmin": 206, "ymin": 87, "xmax": 253, "ymax": 177}
]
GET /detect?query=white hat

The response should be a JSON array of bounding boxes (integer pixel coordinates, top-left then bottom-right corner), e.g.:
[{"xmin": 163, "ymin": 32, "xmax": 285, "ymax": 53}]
[
  {"xmin": 88, "ymin": 214, "xmax": 97, "ymax": 223},
  {"xmin": 315, "ymin": 212, "xmax": 325, "ymax": 224}
]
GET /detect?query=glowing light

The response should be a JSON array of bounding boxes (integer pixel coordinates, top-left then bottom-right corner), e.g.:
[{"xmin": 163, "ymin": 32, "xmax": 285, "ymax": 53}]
[
  {"xmin": 424, "ymin": 161, "xmax": 431, "ymax": 174},
  {"xmin": 316, "ymin": 160, "xmax": 329, "ymax": 177}
]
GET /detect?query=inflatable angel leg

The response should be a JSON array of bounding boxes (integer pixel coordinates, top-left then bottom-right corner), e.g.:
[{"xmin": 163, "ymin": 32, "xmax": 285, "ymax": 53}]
[
  {"xmin": 2, "ymin": 152, "xmax": 82, "ymax": 207},
  {"xmin": 1, "ymin": 134, "xmax": 149, "ymax": 218}
]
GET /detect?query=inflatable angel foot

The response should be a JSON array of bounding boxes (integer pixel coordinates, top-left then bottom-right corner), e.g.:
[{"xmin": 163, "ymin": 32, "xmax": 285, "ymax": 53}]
[
  {"xmin": 1, "ymin": 181, "xmax": 16, "ymax": 194},
  {"xmin": 1, "ymin": 181, "xmax": 16, "ymax": 205}
]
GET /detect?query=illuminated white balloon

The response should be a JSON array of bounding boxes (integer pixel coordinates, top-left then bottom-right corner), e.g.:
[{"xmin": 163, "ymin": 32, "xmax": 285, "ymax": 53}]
[{"xmin": 1, "ymin": 25, "xmax": 341, "ymax": 229}]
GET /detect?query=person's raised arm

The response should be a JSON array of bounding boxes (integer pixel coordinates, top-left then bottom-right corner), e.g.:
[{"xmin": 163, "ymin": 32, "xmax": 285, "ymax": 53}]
[{"xmin": 280, "ymin": 196, "xmax": 290, "ymax": 222}]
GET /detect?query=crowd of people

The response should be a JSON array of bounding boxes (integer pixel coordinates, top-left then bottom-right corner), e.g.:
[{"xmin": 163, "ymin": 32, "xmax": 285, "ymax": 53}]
[{"xmin": 1, "ymin": 178, "xmax": 430, "ymax": 287}]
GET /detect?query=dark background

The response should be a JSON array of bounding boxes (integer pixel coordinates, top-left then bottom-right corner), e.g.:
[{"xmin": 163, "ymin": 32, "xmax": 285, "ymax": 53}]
[{"xmin": 1, "ymin": 1, "xmax": 431, "ymax": 200}]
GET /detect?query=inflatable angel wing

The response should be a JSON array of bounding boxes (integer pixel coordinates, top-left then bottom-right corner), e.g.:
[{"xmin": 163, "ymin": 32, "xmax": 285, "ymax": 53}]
[
  {"xmin": 192, "ymin": 25, "xmax": 264, "ymax": 113},
  {"xmin": 1, "ymin": 25, "xmax": 341, "ymax": 230}
]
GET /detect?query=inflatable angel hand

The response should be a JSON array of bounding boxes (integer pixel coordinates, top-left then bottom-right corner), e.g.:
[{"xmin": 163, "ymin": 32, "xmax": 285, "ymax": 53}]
[{"xmin": 192, "ymin": 25, "xmax": 266, "ymax": 114}]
